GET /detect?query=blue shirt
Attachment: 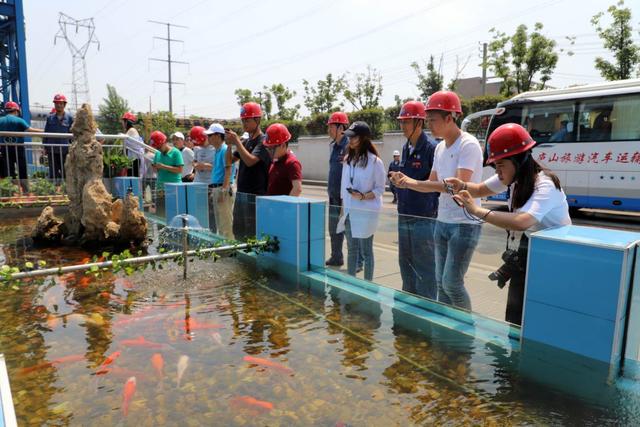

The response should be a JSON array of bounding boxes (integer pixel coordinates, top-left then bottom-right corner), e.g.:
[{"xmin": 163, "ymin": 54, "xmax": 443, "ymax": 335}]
[
  {"xmin": 44, "ymin": 112, "xmax": 74, "ymax": 145},
  {"xmin": 212, "ymin": 143, "xmax": 235, "ymax": 185},
  {"xmin": 396, "ymin": 131, "xmax": 439, "ymax": 217},
  {"xmin": 0, "ymin": 115, "xmax": 29, "ymax": 144},
  {"xmin": 328, "ymin": 135, "xmax": 348, "ymax": 199}
]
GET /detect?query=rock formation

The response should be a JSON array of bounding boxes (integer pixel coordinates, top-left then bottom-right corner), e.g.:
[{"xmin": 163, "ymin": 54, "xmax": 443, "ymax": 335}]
[{"xmin": 33, "ymin": 104, "xmax": 148, "ymax": 246}]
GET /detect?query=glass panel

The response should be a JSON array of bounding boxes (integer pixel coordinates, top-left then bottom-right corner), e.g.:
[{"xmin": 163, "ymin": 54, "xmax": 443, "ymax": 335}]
[
  {"xmin": 578, "ymin": 94, "xmax": 640, "ymax": 142},
  {"xmin": 521, "ymin": 101, "xmax": 575, "ymax": 143}
]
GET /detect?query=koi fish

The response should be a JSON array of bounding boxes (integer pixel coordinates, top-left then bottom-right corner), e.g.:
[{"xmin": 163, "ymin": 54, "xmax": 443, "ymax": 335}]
[
  {"xmin": 151, "ymin": 353, "xmax": 164, "ymax": 378},
  {"xmin": 176, "ymin": 318, "xmax": 224, "ymax": 331},
  {"xmin": 100, "ymin": 292, "xmax": 127, "ymax": 305},
  {"xmin": 122, "ymin": 377, "xmax": 137, "ymax": 417},
  {"xmin": 211, "ymin": 332, "xmax": 223, "ymax": 346},
  {"xmin": 120, "ymin": 336, "xmax": 165, "ymax": 349},
  {"xmin": 80, "ymin": 257, "xmax": 91, "ymax": 264},
  {"xmin": 243, "ymin": 355, "xmax": 294, "ymax": 375},
  {"xmin": 18, "ymin": 353, "xmax": 85, "ymax": 376},
  {"xmin": 176, "ymin": 355, "xmax": 189, "ymax": 387},
  {"xmin": 229, "ymin": 395, "xmax": 274, "ymax": 414},
  {"xmin": 46, "ymin": 315, "xmax": 60, "ymax": 330},
  {"xmin": 78, "ymin": 276, "xmax": 92, "ymax": 288},
  {"xmin": 96, "ymin": 351, "xmax": 121, "ymax": 374}
]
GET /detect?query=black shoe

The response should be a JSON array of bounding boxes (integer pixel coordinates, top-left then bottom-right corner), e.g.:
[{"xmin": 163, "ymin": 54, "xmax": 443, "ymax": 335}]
[{"xmin": 326, "ymin": 258, "xmax": 344, "ymax": 267}]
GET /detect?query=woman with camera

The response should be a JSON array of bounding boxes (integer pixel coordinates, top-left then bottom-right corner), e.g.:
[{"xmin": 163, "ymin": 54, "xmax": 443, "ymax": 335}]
[
  {"xmin": 337, "ymin": 121, "xmax": 386, "ymax": 281},
  {"xmin": 449, "ymin": 123, "xmax": 571, "ymax": 325}
]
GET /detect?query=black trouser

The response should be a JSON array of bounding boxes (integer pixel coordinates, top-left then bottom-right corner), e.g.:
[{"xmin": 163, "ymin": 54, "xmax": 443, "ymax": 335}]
[
  {"xmin": 505, "ymin": 234, "xmax": 529, "ymax": 326},
  {"xmin": 233, "ymin": 192, "xmax": 257, "ymax": 241},
  {"xmin": 45, "ymin": 146, "xmax": 68, "ymax": 182},
  {"xmin": 328, "ymin": 195, "xmax": 344, "ymax": 262},
  {"xmin": 0, "ymin": 145, "xmax": 28, "ymax": 181}
]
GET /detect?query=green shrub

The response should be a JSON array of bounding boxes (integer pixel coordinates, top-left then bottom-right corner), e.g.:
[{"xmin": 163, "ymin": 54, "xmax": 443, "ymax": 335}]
[
  {"xmin": 0, "ymin": 177, "xmax": 19, "ymax": 197},
  {"xmin": 349, "ymin": 108, "xmax": 385, "ymax": 139},
  {"xmin": 305, "ymin": 112, "xmax": 331, "ymax": 136},
  {"xmin": 30, "ymin": 178, "xmax": 57, "ymax": 196}
]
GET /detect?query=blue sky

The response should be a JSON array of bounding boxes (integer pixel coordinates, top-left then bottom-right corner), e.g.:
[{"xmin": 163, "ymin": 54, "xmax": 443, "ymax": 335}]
[{"xmin": 24, "ymin": 0, "xmax": 640, "ymax": 118}]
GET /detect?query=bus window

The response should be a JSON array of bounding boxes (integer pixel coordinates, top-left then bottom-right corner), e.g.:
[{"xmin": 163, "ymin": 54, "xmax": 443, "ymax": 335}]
[
  {"xmin": 521, "ymin": 102, "xmax": 575, "ymax": 144},
  {"xmin": 579, "ymin": 94, "xmax": 640, "ymax": 142}
]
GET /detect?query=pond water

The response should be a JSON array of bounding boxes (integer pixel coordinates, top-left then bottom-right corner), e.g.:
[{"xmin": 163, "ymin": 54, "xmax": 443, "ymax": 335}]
[{"xmin": 1, "ymin": 217, "xmax": 639, "ymax": 426}]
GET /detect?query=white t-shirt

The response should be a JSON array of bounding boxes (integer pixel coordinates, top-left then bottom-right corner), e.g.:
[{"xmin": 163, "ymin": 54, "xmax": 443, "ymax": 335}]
[
  {"xmin": 432, "ymin": 132, "xmax": 484, "ymax": 224},
  {"xmin": 485, "ymin": 172, "xmax": 572, "ymax": 233},
  {"xmin": 180, "ymin": 147, "xmax": 195, "ymax": 177}
]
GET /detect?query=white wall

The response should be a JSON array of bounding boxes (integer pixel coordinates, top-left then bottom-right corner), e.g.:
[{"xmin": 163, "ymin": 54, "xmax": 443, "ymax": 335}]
[{"xmin": 291, "ymin": 132, "xmax": 408, "ymax": 182}]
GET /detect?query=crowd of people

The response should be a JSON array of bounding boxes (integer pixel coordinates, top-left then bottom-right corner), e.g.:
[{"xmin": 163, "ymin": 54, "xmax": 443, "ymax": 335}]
[{"xmin": 0, "ymin": 90, "xmax": 573, "ymax": 325}]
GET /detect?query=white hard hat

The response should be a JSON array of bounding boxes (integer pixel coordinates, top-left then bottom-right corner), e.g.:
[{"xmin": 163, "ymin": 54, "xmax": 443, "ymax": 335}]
[
  {"xmin": 171, "ymin": 131, "xmax": 185, "ymax": 140},
  {"xmin": 393, "ymin": 150, "xmax": 400, "ymax": 156},
  {"xmin": 204, "ymin": 123, "xmax": 225, "ymax": 135}
]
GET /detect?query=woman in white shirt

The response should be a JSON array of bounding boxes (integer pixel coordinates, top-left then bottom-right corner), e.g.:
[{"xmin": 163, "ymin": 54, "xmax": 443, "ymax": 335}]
[
  {"xmin": 449, "ymin": 123, "xmax": 571, "ymax": 325},
  {"xmin": 337, "ymin": 121, "xmax": 385, "ymax": 281}
]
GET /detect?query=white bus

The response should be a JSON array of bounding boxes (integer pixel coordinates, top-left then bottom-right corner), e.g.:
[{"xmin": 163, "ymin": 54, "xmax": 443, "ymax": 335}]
[{"xmin": 466, "ymin": 79, "xmax": 640, "ymax": 212}]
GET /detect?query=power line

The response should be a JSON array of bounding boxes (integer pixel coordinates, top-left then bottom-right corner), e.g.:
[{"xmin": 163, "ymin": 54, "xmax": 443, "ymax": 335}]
[{"xmin": 148, "ymin": 20, "xmax": 189, "ymax": 113}]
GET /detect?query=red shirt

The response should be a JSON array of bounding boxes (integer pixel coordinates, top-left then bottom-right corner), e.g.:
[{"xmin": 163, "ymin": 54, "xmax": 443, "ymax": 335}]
[{"xmin": 267, "ymin": 151, "xmax": 302, "ymax": 196}]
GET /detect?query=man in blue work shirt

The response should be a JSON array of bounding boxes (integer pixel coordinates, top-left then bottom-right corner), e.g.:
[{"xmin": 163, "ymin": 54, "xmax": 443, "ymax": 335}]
[
  {"xmin": 44, "ymin": 94, "xmax": 74, "ymax": 182},
  {"xmin": 206, "ymin": 123, "xmax": 235, "ymax": 239},
  {"xmin": 326, "ymin": 112, "xmax": 350, "ymax": 267},
  {"xmin": 0, "ymin": 101, "xmax": 43, "ymax": 187},
  {"xmin": 395, "ymin": 101, "xmax": 439, "ymax": 299}
]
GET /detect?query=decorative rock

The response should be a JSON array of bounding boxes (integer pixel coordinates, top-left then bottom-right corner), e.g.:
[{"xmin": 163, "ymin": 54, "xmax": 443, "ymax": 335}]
[{"xmin": 32, "ymin": 206, "xmax": 64, "ymax": 242}]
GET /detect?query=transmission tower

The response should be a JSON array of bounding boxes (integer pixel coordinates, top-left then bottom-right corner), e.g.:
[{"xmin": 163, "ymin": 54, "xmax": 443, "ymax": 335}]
[
  {"xmin": 148, "ymin": 20, "xmax": 188, "ymax": 113},
  {"xmin": 54, "ymin": 12, "xmax": 100, "ymax": 111}
]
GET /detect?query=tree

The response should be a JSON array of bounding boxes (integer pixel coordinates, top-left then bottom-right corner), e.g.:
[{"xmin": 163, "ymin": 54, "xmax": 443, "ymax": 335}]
[
  {"xmin": 591, "ymin": 0, "xmax": 640, "ymax": 80},
  {"xmin": 151, "ymin": 111, "xmax": 176, "ymax": 138},
  {"xmin": 97, "ymin": 84, "xmax": 129, "ymax": 135},
  {"xmin": 233, "ymin": 88, "xmax": 271, "ymax": 119},
  {"xmin": 344, "ymin": 65, "xmax": 383, "ymax": 110},
  {"xmin": 302, "ymin": 73, "xmax": 346, "ymax": 115},
  {"xmin": 264, "ymin": 83, "xmax": 300, "ymax": 121},
  {"xmin": 487, "ymin": 23, "xmax": 559, "ymax": 96},
  {"xmin": 411, "ymin": 55, "xmax": 443, "ymax": 100}
]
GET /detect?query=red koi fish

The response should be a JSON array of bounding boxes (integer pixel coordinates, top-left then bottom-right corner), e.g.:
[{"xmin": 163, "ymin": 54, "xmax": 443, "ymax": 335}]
[
  {"xmin": 18, "ymin": 353, "xmax": 85, "ymax": 376},
  {"xmin": 229, "ymin": 395, "xmax": 274, "ymax": 414},
  {"xmin": 176, "ymin": 318, "xmax": 224, "ymax": 331},
  {"xmin": 100, "ymin": 292, "xmax": 127, "ymax": 305},
  {"xmin": 96, "ymin": 351, "xmax": 121, "ymax": 375},
  {"xmin": 151, "ymin": 353, "xmax": 164, "ymax": 378},
  {"xmin": 122, "ymin": 376, "xmax": 137, "ymax": 417},
  {"xmin": 119, "ymin": 336, "xmax": 165, "ymax": 349},
  {"xmin": 243, "ymin": 355, "xmax": 294, "ymax": 375}
]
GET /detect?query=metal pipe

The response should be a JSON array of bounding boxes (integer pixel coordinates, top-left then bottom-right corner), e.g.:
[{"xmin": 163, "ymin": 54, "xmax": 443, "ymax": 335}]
[
  {"xmin": 0, "ymin": 132, "xmax": 158, "ymax": 153},
  {"xmin": 3, "ymin": 241, "xmax": 269, "ymax": 281},
  {"xmin": 181, "ymin": 217, "xmax": 188, "ymax": 280}
]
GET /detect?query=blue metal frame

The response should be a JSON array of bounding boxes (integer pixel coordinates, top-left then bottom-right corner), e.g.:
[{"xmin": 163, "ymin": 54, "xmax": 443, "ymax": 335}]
[{"xmin": 0, "ymin": 0, "xmax": 30, "ymax": 122}]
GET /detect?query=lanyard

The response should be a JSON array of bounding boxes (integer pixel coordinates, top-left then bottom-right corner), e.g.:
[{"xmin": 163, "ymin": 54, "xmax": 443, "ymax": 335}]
[{"xmin": 349, "ymin": 162, "xmax": 355, "ymax": 186}]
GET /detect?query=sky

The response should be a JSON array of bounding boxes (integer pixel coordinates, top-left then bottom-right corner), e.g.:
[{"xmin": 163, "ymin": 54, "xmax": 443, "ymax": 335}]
[{"xmin": 23, "ymin": 0, "xmax": 640, "ymax": 119}]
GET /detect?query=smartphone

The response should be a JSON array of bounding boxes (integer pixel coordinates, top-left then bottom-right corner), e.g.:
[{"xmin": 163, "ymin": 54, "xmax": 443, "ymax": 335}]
[{"xmin": 443, "ymin": 180, "xmax": 463, "ymax": 207}]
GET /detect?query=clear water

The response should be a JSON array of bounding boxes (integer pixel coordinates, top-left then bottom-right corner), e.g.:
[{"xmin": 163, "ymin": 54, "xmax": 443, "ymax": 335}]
[{"xmin": 1, "ymin": 218, "xmax": 640, "ymax": 426}]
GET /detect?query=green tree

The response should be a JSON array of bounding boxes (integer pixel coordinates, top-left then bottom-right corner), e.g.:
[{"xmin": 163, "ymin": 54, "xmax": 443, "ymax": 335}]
[
  {"xmin": 591, "ymin": 0, "xmax": 640, "ymax": 80},
  {"xmin": 302, "ymin": 73, "xmax": 346, "ymax": 115},
  {"xmin": 344, "ymin": 65, "xmax": 383, "ymax": 110},
  {"xmin": 97, "ymin": 84, "xmax": 129, "ymax": 135},
  {"xmin": 487, "ymin": 23, "xmax": 559, "ymax": 96},
  {"xmin": 233, "ymin": 88, "xmax": 271, "ymax": 119},
  {"xmin": 411, "ymin": 55, "xmax": 443, "ymax": 100},
  {"xmin": 264, "ymin": 83, "xmax": 300, "ymax": 121},
  {"xmin": 151, "ymin": 111, "xmax": 176, "ymax": 137}
]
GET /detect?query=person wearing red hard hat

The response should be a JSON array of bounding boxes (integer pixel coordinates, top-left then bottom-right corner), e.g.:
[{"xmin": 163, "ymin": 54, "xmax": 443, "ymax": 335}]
[
  {"xmin": 150, "ymin": 130, "xmax": 183, "ymax": 192},
  {"xmin": 390, "ymin": 90, "xmax": 484, "ymax": 311},
  {"xmin": 225, "ymin": 102, "xmax": 271, "ymax": 240},
  {"xmin": 446, "ymin": 123, "xmax": 571, "ymax": 325},
  {"xmin": 0, "ymin": 101, "xmax": 43, "ymax": 185},
  {"xmin": 264, "ymin": 123, "xmax": 302, "ymax": 197},
  {"xmin": 44, "ymin": 93, "xmax": 74, "ymax": 182},
  {"xmin": 325, "ymin": 111, "xmax": 350, "ymax": 267}
]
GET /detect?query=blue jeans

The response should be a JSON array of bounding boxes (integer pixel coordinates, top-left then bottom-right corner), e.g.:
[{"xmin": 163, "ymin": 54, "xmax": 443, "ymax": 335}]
[
  {"xmin": 328, "ymin": 195, "xmax": 344, "ymax": 262},
  {"xmin": 398, "ymin": 216, "xmax": 437, "ymax": 299},
  {"xmin": 434, "ymin": 221, "xmax": 481, "ymax": 310},
  {"xmin": 345, "ymin": 218, "xmax": 374, "ymax": 281}
]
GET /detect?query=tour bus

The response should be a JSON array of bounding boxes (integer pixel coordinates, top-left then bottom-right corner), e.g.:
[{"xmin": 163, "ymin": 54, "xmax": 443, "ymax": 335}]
[{"xmin": 463, "ymin": 79, "xmax": 640, "ymax": 212}]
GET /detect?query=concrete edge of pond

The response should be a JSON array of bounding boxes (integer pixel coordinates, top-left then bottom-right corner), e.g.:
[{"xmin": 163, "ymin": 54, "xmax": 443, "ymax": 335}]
[{"xmin": 0, "ymin": 354, "xmax": 17, "ymax": 427}]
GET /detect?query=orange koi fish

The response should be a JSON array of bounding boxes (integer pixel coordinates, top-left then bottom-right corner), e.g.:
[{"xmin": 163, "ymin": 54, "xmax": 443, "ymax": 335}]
[
  {"xmin": 18, "ymin": 353, "xmax": 85, "ymax": 376},
  {"xmin": 96, "ymin": 351, "xmax": 121, "ymax": 374},
  {"xmin": 229, "ymin": 395, "xmax": 274, "ymax": 413},
  {"xmin": 120, "ymin": 336, "xmax": 165, "ymax": 349},
  {"xmin": 151, "ymin": 353, "xmax": 164, "ymax": 378},
  {"xmin": 176, "ymin": 318, "xmax": 224, "ymax": 331},
  {"xmin": 243, "ymin": 355, "xmax": 294, "ymax": 375},
  {"xmin": 122, "ymin": 376, "xmax": 137, "ymax": 417}
]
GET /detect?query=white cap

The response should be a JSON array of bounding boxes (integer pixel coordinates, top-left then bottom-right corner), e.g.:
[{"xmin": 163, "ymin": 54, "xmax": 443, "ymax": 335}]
[
  {"xmin": 241, "ymin": 132, "xmax": 250, "ymax": 140},
  {"xmin": 204, "ymin": 123, "xmax": 225, "ymax": 135},
  {"xmin": 393, "ymin": 150, "xmax": 400, "ymax": 156},
  {"xmin": 171, "ymin": 131, "xmax": 185, "ymax": 140}
]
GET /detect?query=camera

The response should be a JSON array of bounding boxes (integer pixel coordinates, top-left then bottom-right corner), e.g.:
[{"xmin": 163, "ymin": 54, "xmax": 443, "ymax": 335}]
[{"xmin": 488, "ymin": 249, "xmax": 523, "ymax": 289}]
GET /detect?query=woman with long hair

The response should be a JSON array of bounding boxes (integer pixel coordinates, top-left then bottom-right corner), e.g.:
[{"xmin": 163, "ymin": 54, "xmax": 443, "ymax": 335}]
[
  {"xmin": 337, "ymin": 121, "xmax": 385, "ymax": 281},
  {"xmin": 449, "ymin": 123, "xmax": 571, "ymax": 325}
]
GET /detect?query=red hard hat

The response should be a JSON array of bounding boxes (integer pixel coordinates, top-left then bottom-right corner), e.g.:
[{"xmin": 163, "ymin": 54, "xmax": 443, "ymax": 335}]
[
  {"xmin": 397, "ymin": 101, "xmax": 426, "ymax": 120},
  {"xmin": 327, "ymin": 111, "xmax": 349, "ymax": 125},
  {"xmin": 189, "ymin": 126, "xmax": 207, "ymax": 145},
  {"xmin": 53, "ymin": 94, "xmax": 67, "ymax": 103},
  {"xmin": 425, "ymin": 91, "xmax": 462, "ymax": 114},
  {"xmin": 240, "ymin": 102, "xmax": 262, "ymax": 119},
  {"xmin": 4, "ymin": 101, "xmax": 20, "ymax": 112},
  {"xmin": 149, "ymin": 131, "xmax": 167, "ymax": 148},
  {"xmin": 121, "ymin": 111, "xmax": 137, "ymax": 122},
  {"xmin": 486, "ymin": 123, "xmax": 537, "ymax": 164},
  {"xmin": 263, "ymin": 123, "xmax": 291, "ymax": 147}
]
